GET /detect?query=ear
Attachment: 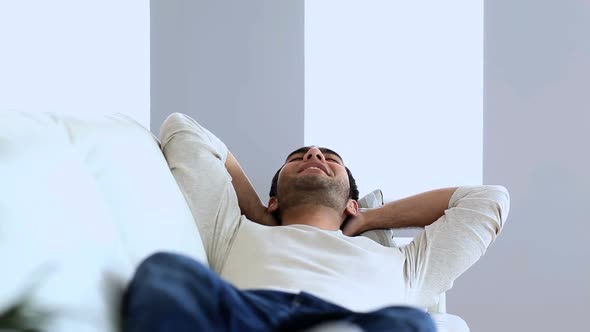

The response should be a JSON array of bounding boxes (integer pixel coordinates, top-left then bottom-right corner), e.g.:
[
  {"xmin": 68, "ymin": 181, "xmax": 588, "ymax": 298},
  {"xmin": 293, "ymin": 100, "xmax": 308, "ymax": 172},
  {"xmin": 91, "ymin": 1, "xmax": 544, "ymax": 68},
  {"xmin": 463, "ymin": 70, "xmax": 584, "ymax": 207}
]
[
  {"xmin": 268, "ymin": 197, "xmax": 279, "ymax": 213},
  {"xmin": 344, "ymin": 199, "xmax": 359, "ymax": 217}
]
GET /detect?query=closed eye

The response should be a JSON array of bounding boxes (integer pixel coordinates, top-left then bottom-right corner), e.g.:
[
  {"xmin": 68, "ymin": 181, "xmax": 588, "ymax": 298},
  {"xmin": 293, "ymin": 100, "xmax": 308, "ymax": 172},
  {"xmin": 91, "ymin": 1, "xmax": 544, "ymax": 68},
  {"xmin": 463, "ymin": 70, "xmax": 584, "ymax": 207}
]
[{"xmin": 326, "ymin": 157, "xmax": 342, "ymax": 165}]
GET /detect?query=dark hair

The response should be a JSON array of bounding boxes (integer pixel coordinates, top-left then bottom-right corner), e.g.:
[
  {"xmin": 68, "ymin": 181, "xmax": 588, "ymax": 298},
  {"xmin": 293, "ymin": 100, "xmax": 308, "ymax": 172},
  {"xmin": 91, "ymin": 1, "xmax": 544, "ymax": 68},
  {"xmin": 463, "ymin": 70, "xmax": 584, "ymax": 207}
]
[{"xmin": 268, "ymin": 165, "xmax": 359, "ymax": 201}]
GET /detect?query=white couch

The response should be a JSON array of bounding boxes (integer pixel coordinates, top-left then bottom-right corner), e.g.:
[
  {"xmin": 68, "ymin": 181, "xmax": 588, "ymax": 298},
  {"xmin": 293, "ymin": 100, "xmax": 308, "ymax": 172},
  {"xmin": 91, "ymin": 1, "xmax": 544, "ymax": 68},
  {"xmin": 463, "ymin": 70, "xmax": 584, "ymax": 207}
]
[{"xmin": 0, "ymin": 111, "xmax": 468, "ymax": 332}]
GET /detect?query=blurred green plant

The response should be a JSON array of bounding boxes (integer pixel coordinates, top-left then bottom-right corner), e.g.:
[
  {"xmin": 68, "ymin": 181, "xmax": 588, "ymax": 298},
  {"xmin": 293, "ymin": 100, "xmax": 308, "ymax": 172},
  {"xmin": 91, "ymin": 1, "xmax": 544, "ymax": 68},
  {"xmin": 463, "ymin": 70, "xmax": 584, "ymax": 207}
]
[
  {"xmin": 0, "ymin": 264, "xmax": 58, "ymax": 331},
  {"xmin": 0, "ymin": 294, "xmax": 50, "ymax": 332}
]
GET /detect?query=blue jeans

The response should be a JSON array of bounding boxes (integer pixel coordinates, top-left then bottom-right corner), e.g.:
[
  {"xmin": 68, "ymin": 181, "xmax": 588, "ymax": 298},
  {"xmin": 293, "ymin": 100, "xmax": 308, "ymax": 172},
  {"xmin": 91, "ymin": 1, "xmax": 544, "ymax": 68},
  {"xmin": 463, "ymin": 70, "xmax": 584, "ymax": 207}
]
[{"xmin": 122, "ymin": 252, "xmax": 437, "ymax": 332}]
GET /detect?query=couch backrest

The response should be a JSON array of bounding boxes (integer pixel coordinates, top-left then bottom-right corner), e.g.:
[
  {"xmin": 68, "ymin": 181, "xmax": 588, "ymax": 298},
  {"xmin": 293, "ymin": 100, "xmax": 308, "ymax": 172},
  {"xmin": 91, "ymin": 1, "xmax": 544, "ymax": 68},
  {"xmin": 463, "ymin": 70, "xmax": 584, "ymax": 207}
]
[{"xmin": 0, "ymin": 111, "xmax": 207, "ymax": 331}]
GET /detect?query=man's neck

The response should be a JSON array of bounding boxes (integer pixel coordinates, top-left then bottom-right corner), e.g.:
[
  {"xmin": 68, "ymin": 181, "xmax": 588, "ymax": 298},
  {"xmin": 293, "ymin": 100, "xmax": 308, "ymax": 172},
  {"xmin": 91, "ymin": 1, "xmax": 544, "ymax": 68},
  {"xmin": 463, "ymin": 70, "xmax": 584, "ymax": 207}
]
[{"xmin": 280, "ymin": 204, "xmax": 343, "ymax": 231}]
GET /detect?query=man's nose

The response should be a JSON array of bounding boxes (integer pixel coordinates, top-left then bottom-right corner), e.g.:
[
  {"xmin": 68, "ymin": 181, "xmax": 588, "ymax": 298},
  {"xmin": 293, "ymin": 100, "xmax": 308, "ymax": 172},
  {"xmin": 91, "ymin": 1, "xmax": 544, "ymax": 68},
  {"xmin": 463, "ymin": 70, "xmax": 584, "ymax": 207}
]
[{"xmin": 304, "ymin": 147, "xmax": 325, "ymax": 161}]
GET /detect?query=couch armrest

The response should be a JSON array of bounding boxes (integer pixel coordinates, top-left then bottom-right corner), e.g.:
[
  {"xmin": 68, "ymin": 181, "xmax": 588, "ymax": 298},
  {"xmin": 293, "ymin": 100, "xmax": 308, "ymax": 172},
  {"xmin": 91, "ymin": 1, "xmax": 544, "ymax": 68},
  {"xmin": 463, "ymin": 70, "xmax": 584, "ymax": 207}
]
[
  {"xmin": 430, "ymin": 312, "xmax": 470, "ymax": 332},
  {"xmin": 427, "ymin": 292, "xmax": 446, "ymax": 313}
]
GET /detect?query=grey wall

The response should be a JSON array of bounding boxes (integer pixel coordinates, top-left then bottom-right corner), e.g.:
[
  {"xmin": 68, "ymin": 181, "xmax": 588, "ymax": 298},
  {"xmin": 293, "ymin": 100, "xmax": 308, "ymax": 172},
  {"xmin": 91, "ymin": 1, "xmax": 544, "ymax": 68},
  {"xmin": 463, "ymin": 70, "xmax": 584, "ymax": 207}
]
[
  {"xmin": 150, "ymin": 0, "xmax": 304, "ymax": 199},
  {"xmin": 448, "ymin": 0, "xmax": 590, "ymax": 330}
]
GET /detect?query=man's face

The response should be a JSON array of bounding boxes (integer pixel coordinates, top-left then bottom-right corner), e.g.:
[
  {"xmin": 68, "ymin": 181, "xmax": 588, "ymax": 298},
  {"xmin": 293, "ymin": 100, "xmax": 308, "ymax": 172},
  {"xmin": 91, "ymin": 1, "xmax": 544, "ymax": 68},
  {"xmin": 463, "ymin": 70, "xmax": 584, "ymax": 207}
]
[{"xmin": 273, "ymin": 146, "xmax": 351, "ymax": 214}]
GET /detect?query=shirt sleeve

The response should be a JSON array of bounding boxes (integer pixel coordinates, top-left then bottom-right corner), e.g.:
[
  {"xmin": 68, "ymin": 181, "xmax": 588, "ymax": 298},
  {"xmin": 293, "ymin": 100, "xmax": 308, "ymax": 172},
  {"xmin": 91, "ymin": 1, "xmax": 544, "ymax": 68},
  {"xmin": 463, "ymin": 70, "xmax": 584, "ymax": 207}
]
[
  {"xmin": 160, "ymin": 113, "xmax": 243, "ymax": 273},
  {"xmin": 400, "ymin": 185, "xmax": 511, "ymax": 307}
]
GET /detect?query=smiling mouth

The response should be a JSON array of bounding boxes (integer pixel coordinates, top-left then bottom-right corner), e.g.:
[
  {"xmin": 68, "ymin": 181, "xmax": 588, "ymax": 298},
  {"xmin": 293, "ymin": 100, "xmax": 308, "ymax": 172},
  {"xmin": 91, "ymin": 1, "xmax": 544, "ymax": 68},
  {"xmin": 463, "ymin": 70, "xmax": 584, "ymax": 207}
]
[{"xmin": 300, "ymin": 166, "xmax": 328, "ymax": 175}]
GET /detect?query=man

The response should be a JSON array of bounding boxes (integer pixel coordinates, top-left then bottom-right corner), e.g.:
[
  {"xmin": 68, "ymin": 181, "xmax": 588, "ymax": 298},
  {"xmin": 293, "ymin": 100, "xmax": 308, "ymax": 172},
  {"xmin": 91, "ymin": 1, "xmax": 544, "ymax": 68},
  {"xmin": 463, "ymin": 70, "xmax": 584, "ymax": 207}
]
[{"xmin": 122, "ymin": 113, "xmax": 510, "ymax": 332}]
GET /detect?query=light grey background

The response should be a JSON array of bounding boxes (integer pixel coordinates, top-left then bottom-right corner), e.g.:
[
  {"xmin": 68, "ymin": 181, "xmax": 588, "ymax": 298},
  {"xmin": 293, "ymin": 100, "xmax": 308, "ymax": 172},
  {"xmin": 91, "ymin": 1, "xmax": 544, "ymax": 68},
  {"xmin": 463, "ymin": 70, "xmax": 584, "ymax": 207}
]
[
  {"xmin": 151, "ymin": 1, "xmax": 589, "ymax": 330},
  {"xmin": 448, "ymin": 0, "xmax": 590, "ymax": 331},
  {"xmin": 150, "ymin": 0, "xmax": 304, "ymax": 199}
]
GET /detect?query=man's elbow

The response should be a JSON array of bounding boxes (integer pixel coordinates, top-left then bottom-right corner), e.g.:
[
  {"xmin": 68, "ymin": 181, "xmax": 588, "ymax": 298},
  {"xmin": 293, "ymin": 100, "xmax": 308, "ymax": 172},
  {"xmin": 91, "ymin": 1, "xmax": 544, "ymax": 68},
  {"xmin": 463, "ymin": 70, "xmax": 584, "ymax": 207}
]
[{"xmin": 483, "ymin": 185, "xmax": 511, "ymax": 229}]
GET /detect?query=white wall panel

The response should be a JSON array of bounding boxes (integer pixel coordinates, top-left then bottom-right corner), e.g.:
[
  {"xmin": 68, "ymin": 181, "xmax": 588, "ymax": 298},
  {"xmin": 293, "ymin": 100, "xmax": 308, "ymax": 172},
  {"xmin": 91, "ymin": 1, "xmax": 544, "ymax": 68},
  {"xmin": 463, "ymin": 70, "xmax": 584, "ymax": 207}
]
[
  {"xmin": 0, "ymin": 0, "xmax": 150, "ymax": 127},
  {"xmin": 305, "ymin": 0, "xmax": 483, "ymax": 200}
]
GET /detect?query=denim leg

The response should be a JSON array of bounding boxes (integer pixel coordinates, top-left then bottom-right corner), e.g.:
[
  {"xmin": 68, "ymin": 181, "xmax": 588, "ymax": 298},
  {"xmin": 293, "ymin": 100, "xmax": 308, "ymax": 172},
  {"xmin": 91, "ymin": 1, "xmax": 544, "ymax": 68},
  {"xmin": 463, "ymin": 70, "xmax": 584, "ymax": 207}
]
[
  {"xmin": 122, "ymin": 252, "xmax": 293, "ymax": 332},
  {"xmin": 275, "ymin": 292, "xmax": 350, "ymax": 332},
  {"xmin": 277, "ymin": 292, "xmax": 437, "ymax": 332},
  {"xmin": 341, "ymin": 306, "xmax": 437, "ymax": 332}
]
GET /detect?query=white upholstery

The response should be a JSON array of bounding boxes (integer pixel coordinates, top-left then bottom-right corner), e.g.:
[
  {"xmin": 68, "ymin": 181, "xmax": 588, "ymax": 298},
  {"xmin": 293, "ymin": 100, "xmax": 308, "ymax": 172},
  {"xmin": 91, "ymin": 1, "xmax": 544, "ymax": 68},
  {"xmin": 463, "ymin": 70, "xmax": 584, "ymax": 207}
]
[
  {"xmin": 0, "ymin": 110, "xmax": 468, "ymax": 331},
  {"xmin": 0, "ymin": 111, "xmax": 207, "ymax": 331},
  {"xmin": 431, "ymin": 313, "xmax": 471, "ymax": 332}
]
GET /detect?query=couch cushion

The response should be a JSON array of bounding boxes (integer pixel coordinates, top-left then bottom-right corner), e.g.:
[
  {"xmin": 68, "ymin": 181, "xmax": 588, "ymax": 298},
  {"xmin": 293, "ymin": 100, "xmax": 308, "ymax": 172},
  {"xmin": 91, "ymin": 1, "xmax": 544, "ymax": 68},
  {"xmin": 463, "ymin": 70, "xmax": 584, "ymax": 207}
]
[
  {"xmin": 0, "ymin": 111, "xmax": 206, "ymax": 331},
  {"xmin": 431, "ymin": 313, "xmax": 470, "ymax": 332}
]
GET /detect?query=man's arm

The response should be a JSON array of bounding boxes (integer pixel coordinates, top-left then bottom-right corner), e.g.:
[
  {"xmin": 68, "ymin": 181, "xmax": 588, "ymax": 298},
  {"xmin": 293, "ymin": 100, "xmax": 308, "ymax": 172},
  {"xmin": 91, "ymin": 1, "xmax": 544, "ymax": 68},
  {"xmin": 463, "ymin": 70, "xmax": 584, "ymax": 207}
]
[
  {"xmin": 343, "ymin": 187, "xmax": 458, "ymax": 236},
  {"xmin": 225, "ymin": 152, "xmax": 277, "ymax": 226},
  {"xmin": 406, "ymin": 185, "xmax": 510, "ymax": 306},
  {"xmin": 346, "ymin": 185, "xmax": 510, "ymax": 306},
  {"xmin": 401, "ymin": 186, "xmax": 510, "ymax": 307}
]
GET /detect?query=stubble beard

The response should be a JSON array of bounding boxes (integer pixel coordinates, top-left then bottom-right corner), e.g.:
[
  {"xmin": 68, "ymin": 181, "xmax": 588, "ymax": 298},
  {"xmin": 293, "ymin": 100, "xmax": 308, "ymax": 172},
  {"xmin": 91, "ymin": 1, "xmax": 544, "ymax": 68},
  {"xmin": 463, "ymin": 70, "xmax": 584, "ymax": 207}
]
[{"xmin": 277, "ymin": 174, "xmax": 349, "ymax": 213}]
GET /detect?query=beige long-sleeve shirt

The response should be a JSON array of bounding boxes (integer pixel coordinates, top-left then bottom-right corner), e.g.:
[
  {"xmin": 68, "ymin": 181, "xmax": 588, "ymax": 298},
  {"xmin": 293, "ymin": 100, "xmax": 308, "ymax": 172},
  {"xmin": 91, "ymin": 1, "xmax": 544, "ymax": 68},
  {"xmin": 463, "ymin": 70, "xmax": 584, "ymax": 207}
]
[
  {"xmin": 160, "ymin": 113, "xmax": 510, "ymax": 312},
  {"xmin": 219, "ymin": 186, "xmax": 510, "ymax": 311}
]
